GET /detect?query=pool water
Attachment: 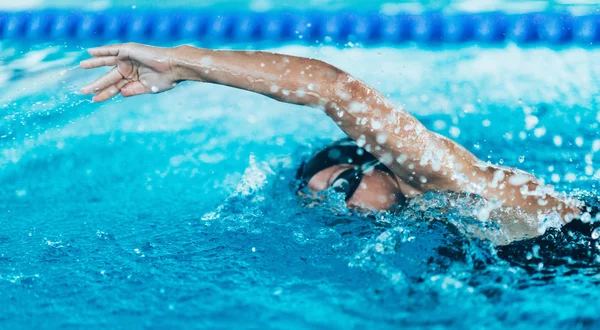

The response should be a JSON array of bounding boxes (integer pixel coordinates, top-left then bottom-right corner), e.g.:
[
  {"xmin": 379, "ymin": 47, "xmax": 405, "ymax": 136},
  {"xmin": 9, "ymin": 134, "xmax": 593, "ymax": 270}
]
[{"xmin": 1, "ymin": 42, "xmax": 600, "ymax": 329}]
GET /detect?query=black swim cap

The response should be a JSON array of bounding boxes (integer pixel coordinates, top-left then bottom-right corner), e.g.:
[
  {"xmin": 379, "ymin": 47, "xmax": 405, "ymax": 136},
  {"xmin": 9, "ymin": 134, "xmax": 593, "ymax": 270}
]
[{"xmin": 296, "ymin": 138, "xmax": 395, "ymax": 200}]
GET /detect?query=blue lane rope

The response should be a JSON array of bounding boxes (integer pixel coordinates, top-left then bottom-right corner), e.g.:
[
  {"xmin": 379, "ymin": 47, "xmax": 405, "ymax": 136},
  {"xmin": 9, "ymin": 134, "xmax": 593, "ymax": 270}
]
[{"xmin": 1, "ymin": 10, "xmax": 599, "ymax": 45}]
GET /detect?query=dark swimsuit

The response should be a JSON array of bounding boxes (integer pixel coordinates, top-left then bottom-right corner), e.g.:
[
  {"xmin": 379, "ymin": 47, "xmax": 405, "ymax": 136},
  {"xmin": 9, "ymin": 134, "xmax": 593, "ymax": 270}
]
[
  {"xmin": 496, "ymin": 200, "xmax": 600, "ymax": 273},
  {"xmin": 297, "ymin": 138, "xmax": 600, "ymax": 272}
]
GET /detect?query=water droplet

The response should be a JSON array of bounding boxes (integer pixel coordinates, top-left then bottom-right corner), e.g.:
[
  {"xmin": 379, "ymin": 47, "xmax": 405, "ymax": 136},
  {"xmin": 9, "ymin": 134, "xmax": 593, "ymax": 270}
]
[
  {"xmin": 525, "ymin": 115, "xmax": 538, "ymax": 130},
  {"xmin": 509, "ymin": 174, "xmax": 530, "ymax": 186},
  {"xmin": 449, "ymin": 126, "xmax": 460, "ymax": 138},
  {"xmin": 592, "ymin": 227, "xmax": 600, "ymax": 240},
  {"xmin": 564, "ymin": 173, "xmax": 577, "ymax": 182},
  {"xmin": 376, "ymin": 133, "xmax": 387, "ymax": 144},
  {"xmin": 553, "ymin": 136, "xmax": 563, "ymax": 147}
]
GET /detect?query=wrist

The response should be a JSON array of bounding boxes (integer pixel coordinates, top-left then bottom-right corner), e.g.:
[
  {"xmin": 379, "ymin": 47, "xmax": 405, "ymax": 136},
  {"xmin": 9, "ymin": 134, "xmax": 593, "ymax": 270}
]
[{"xmin": 169, "ymin": 45, "xmax": 208, "ymax": 82}]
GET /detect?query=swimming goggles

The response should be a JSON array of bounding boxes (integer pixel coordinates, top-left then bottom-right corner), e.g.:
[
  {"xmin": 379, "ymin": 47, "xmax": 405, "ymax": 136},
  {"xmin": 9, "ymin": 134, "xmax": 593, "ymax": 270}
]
[{"xmin": 296, "ymin": 138, "xmax": 395, "ymax": 201}]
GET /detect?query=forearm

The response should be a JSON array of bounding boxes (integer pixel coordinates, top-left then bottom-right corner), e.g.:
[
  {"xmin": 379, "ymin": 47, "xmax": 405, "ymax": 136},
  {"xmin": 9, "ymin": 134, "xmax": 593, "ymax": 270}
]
[{"xmin": 170, "ymin": 45, "xmax": 343, "ymax": 107}]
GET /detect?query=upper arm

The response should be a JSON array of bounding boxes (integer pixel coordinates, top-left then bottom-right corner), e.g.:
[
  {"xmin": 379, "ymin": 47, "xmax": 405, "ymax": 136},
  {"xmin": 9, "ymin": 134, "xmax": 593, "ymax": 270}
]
[{"xmin": 321, "ymin": 71, "xmax": 480, "ymax": 192}]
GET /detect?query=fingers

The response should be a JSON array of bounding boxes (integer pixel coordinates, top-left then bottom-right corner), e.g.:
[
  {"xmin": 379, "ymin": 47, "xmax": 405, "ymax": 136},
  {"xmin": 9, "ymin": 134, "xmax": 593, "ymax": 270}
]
[
  {"xmin": 92, "ymin": 79, "xmax": 129, "ymax": 103},
  {"xmin": 80, "ymin": 56, "xmax": 117, "ymax": 69},
  {"xmin": 81, "ymin": 67, "xmax": 123, "ymax": 94},
  {"xmin": 120, "ymin": 81, "xmax": 148, "ymax": 97},
  {"xmin": 88, "ymin": 44, "xmax": 124, "ymax": 57}
]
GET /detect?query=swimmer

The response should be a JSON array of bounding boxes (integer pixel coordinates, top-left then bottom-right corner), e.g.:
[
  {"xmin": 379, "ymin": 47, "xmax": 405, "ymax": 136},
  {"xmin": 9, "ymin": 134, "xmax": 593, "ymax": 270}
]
[{"xmin": 80, "ymin": 43, "xmax": 591, "ymax": 243}]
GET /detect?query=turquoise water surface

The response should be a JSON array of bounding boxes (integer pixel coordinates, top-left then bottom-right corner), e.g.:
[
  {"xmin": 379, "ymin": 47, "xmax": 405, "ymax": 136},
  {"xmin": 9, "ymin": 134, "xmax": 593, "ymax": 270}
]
[{"xmin": 1, "ymin": 41, "xmax": 600, "ymax": 328}]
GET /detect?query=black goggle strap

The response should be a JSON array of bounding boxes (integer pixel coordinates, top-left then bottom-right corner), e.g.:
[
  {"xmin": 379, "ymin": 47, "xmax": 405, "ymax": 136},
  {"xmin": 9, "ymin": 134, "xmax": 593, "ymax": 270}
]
[
  {"xmin": 331, "ymin": 167, "xmax": 363, "ymax": 201},
  {"xmin": 330, "ymin": 160, "xmax": 380, "ymax": 201}
]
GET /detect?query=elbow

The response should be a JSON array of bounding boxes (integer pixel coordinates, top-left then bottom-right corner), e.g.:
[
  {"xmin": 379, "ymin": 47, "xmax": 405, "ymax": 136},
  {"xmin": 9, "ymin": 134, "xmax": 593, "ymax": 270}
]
[{"xmin": 326, "ymin": 70, "xmax": 365, "ymax": 107}]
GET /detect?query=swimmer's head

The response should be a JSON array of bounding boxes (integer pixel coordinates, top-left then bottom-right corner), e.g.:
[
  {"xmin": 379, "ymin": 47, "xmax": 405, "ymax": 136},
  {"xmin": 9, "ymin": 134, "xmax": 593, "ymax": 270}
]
[{"xmin": 296, "ymin": 138, "xmax": 405, "ymax": 211}]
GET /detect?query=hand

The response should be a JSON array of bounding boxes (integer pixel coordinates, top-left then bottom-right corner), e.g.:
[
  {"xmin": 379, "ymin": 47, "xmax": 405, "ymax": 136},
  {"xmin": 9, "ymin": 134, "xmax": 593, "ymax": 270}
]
[{"xmin": 80, "ymin": 43, "xmax": 178, "ymax": 102}]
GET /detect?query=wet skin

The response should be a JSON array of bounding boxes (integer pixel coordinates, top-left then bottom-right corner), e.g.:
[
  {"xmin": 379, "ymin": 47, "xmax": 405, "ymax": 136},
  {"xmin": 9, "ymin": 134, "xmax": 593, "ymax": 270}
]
[{"xmin": 80, "ymin": 42, "xmax": 584, "ymax": 239}]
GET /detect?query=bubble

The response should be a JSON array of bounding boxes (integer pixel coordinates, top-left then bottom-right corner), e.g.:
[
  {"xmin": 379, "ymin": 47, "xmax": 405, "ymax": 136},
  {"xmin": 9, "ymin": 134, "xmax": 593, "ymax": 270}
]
[
  {"xmin": 327, "ymin": 148, "xmax": 341, "ymax": 160},
  {"xmin": 380, "ymin": 153, "xmax": 393, "ymax": 165},
  {"xmin": 592, "ymin": 227, "xmax": 600, "ymax": 240},
  {"xmin": 151, "ymin": 86, "xmax": 159, "ymax": 93},
  {"xmin": 476, "ymin": 208, "xmax": 490, "ymax": 221},
  {"xmin": 370, "ymin": 120, "xmax": 382, "ymax": 130},
  {"xmin": 525, "ymin": 115, "xmax": 538, "ymax": 130},
  {"xmin": 349, "ymin": 102, "xmax": 367, "ymax": 113},
  {"xmin": 377, "ymin": 195, "xmax": 388, "ymax": 203},
  {"xmin": 433, "ymin": 120, "xmax": 447, "ymax": 130},
  {"xmin": 575, "ymin": 137, "xmax": 584, "ymax": 147},
  {"xmin": 270, "ymin": 85, "xmax": 280, "ymax": 93},
  {"xmin": 356, "ymin": 135, "xmax": 366, "ymax": 147},
  {"xmin": 586, "ymin": 166, "xmax": 594, "ymax": 176},
  {"xmin": 518, "ymin": 155, "xmax": 525, "ymax": 163},
  {"xmin": 449, "ymin": 126, "xmax": 460, "ymax": 138},
  {"xmin": 564, "ymin": 173, "xmax": 577, "ymax": 182},
  {"xmin": 553, "ymin": 136, "xmax": 563, "ymax": 147},
  {"xmin": 376, "ymin": 133, "xmax": 387, "ymax": 144},
  {"xmin": 396, "ymin": 154, "xmax": 408, "ymax": 164},
  {"xmin": 508, "ymin": 174, "xmax": 530, "ymax": 186},
  {"xmin": 593, "ymin": 140, "xmax": 600, "ymax": 152},
  {"xmin": 491, "ymin": 170, "xmax": 505, "ymax": 187},
  {"xmin": 533, "ymin": 127, "xmax": 546, "ymax": 138},
  {"xmin": 532, "ymin": 245, "xmax": 540, "ymax": 258},
  {"xmin": 551, "ymin": 174, "xmax": 560, "ymax": 183},
  {"xmin": 538, "ymin": 213, "xmax": 563, "ymax": 234}
]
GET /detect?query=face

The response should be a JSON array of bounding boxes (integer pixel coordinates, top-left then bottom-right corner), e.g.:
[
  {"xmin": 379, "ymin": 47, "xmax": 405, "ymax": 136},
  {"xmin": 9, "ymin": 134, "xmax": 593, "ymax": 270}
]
[{"xmin": 306, "ymin": 164, "xmax": 404, "ymax": 211}]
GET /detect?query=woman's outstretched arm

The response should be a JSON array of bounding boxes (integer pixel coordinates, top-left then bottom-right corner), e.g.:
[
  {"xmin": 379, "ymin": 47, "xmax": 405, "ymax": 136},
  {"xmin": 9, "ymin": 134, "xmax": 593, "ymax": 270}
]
[{"xmin": 80, "ymin": 43, "xmax": 582, "ymax": 221}]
